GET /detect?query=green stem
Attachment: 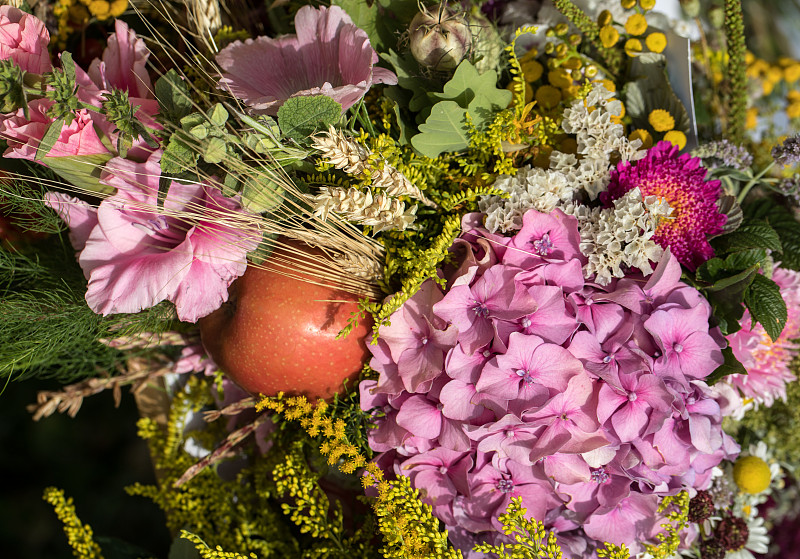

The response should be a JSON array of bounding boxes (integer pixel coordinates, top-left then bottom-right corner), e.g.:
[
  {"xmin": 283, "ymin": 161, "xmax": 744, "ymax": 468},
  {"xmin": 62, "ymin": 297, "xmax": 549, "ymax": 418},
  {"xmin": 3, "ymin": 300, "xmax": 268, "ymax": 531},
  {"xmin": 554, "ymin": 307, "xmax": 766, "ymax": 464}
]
[{"xmin": 737, "ymin": 162, "xmax": 775, "ymax": 204}]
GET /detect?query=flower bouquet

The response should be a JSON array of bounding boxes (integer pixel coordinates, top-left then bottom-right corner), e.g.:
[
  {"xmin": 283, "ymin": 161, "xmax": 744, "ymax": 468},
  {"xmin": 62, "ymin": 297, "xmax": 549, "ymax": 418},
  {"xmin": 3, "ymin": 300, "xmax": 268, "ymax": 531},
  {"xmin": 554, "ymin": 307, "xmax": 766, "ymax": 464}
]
[{"xmin": 2, "ymin": 0, "xmax": 800, "ymax": 557}]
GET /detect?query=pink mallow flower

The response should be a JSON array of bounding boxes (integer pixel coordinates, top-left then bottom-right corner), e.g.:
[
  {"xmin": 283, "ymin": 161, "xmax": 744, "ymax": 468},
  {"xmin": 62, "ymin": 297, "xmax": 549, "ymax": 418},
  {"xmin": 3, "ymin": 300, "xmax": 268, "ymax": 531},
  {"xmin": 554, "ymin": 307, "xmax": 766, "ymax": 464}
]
[
  {"xmin": 45, "ymin": 153, "xmax": 260, "ymax": 322},
  {"xmin": 0, "ymin": 6, "xmax": 51, "ymax": 74},
  {"xmin": 216, "ymin": 5, "xmax": 397, "ymax": 115},
  {"xmin": 0, "ymin": 99, "xmax": 110, "ymax": 160},
  {"xmin": 726, "ymin": 265, "xmax": 800, "ymax": 406},
  {"xmin": 603, "ymin": 141, "xmax": 727, "ymax": 271}
]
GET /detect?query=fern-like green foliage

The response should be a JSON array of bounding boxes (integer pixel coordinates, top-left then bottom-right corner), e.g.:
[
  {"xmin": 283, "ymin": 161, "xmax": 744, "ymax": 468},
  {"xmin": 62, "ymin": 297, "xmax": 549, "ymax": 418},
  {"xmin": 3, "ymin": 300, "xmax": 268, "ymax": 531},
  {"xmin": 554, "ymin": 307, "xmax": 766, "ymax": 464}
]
[
  {"xmin": 473, "ymin": 497, "xmax": 565, "ymax": 559},
  {"xmin": 722, "ymin": 0, "xmax": 747, "ymax": 143}
]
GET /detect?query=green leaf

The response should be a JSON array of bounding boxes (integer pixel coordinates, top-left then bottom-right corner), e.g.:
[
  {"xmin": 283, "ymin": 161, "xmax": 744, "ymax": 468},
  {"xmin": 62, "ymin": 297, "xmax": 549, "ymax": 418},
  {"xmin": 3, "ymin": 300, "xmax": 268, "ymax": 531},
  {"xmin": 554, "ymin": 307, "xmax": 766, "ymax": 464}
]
[
  {"xmin": 743, "ymin": 198, "xmax": 800, "ymax": 271},
  {"xmin": 203, "ymin": 136, "xmax": 227, "ymax": 164},
  {"xmin": 180, "ymin": 112, "xmax": 206, "ymax": 131},
  {"xmin": 711, "ymin": 220, "xmax": 782, "ymax": 255},
  {"xmin": 410, "ymin": 100, "xmax": 469, "ymax": 158},
  {"xmin": 155, "ymin": 69, "xmax": 193, "ymax": 123},
  {"xmin": 161, "ymin": 135, "xmax": 199, "ymax": 174},
  {"xmin": 60, "ymin": 51, "xmax": 76, "ymax": 84},
  {"xmin": 703, "ymin": 264, "xmax": 758, "ymax": 335},
  {"xmin": 380, "ymin": 50, "xmax": 439, "ymax": 114},
  {"xmin": 706, "ymin": 346, "xmax": 747, "ymax": 385},
  {"xmin": 277, "ymin": 95, "xmax": 342, "ymax": 142},
  {"xmin": 723, "ymin": 248, "xmax": 769, "ymax": 270},
  {"xmin": 624, "ymin": 53, "xmax": 692, "ymax": 135},
  {"xmin": 745, "ymin": 273, "xmax": 788, "ymax": 342},
  {"xmin": 45, "ymin": 152, "xmax": 116, "ymax": 195},
  {"xmin": 716, "ymin": 194, "xmax": 743, "ymax": 234},
  {"xmin": 434, "ymin": 60, "xmax": 512, "ymax": 116},
  {"xmin": 240, "ymin": 175, "xmax": 285, "ymax": 213},
  {"xmin": 34, "ymin": 118, "xmax": 66, "ymax": 161},
  {"xmin": 189, "ymin": 124, "xmax": 208, "ymax": 139},
  {"xmin": 208, "ymin": 103, "xmax": 229, "ymax": 127}
]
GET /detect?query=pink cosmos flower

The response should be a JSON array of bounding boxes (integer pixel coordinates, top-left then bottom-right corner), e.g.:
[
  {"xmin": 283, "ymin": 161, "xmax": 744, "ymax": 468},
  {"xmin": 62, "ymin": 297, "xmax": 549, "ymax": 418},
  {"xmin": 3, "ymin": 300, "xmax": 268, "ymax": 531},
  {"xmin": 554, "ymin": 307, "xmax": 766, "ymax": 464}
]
[
  {"xmin": 727, "ymin": 265, "xmax": 800, "ymax": 406},
  {"xmin": 45, "ymin": 153, "xmax": 260, "ymax": 322},
  {"xmin": 0, "ymin": 99, "xmax": 110, "ymax": 161},
  {"xmin": 216, "ymin": 5, "xmax": 397, "ymax": 115},
  {"xmin": 0, "ymin": 6, "xmax": 51, "ymax": 74}
]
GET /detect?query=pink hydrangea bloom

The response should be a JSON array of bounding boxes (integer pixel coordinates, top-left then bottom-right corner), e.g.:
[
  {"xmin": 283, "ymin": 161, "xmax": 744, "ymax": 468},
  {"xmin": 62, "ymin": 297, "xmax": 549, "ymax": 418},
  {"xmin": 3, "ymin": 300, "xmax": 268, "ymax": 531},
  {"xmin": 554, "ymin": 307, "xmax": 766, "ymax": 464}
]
[
  {"xmin": 0, "ymin": 98, "xmax": 110, "ymax": 160},
  {"xmin": 726, "ymin": 265, "xmax": 800, "ymax": 406},
  {"xmin": 216, "ymin": 5, "xmax": 397, "ymax": 115},
  {"xmin": 361, "ymin": 207, "xmax": 738, "ymax": 556},
  {"xmin": 603, "ymin": 141, "xmax": 727, "ymax": 271},
  {"xmin": 45, "ymin": 153, "xmax": 260, "ymax": 322},
  {"xmin": 0, "ymin": 6, "xmax": 51, "ymax": 74}
]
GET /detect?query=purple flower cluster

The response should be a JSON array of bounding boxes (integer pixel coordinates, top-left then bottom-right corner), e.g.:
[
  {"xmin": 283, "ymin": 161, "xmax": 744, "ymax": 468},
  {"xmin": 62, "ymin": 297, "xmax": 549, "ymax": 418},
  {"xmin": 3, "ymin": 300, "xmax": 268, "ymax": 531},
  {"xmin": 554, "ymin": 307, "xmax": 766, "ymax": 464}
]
[{"xmin": 360, "ymin": 209, "xmax": 739, "ymax": 556}]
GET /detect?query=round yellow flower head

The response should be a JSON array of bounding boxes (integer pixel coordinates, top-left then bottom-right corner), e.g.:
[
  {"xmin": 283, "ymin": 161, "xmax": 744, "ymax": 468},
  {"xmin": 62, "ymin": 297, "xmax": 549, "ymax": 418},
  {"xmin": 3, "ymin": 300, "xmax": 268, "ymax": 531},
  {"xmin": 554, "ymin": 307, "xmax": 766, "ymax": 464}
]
[
  {"xmin": 629, "ymin": 128, "xmax": 653, "ymax": 149},
  {"xmin": 663, "ymin": 130, "xmax": 687, "ymax": 150},
  {"xmin": 535, "ymin": 85, "xmax": 562, "ymax": 109},
  {"xmin": 746, "ymin": 107, "xmax": 759, "ymax": 129},
  {"xmin": 600, "ymin": 25, "xmax": 620, "ymax": 48},
  {"xmin": 548, "ymin": 69, "xmax": 572, "ymax": 89},
  {"xmin": 646, "ymin": 32, "xmax": 667, "ymax": 53},
  {"xmin": 521, "ymin": 59, "xmax": 544, "ymax": 82},
  {"xmin": 784, "ymin": 63, "xmax": 800, "ymax": 84},
  {"xmin": 554, "ymin": 23, "xmax": 569, "ymax": 36},
  {"xmin": 621, "ymin": 0, "xmax": 636, "ymax": 9},
  {"xmin": 597, "ymin": 10, "xmax": 613, "ymax": 27},
  {"xmin": 640, "ymin": 0, "xmax": 656, "ymax": 10},
  {"xmin": 624, "ymin": 38, "xmax": 643, "ymax": 56},
  {"xmin": 598, "ymin": 78, "xmax": 616, "ymax": 92},
  {"xmin": 733, "ymin": 456, "xmax": 771, "ymax": 494},
  {"xmin": 625, "ymin": 13, "xmax": 648, "ymax": 36},
  {"xmin": 584, "ymin": 65, "xmax": 599, "ymax": 79},
  {"xmin": 648, "ymin": 109, "xmax": 675, "ymax": 132}
]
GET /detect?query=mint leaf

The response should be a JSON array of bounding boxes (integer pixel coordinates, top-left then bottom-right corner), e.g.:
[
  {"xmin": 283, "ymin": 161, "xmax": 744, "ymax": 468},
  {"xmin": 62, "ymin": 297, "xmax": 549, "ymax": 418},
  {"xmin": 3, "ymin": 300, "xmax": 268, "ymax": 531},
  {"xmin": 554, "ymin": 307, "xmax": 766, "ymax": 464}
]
[
  {"xmin": 277, "ymin": 96, "xmax": 342, "ymax": 142},
  {"xmin": 706, "ymin": 346, "xmax": 747, "ymax": 385},
  {"xmin": 155, "ymin": 69, "xmax": 192, "ymax": 123},
  {"xmin": 410, "ymin": 100, "xmax": 469, "ymax": 158},
  {"xmin": 745, "ymin": 273, "xmax": 788, "ymax": 342}
]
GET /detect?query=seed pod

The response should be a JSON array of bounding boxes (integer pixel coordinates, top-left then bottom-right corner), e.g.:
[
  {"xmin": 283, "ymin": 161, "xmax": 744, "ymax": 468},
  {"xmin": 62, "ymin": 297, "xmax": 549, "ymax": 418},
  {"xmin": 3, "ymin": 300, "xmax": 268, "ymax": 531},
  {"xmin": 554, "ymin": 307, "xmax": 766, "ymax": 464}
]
[{"xmin": 408, "ymin": 5, "xmax": 472, "ymax": 71}]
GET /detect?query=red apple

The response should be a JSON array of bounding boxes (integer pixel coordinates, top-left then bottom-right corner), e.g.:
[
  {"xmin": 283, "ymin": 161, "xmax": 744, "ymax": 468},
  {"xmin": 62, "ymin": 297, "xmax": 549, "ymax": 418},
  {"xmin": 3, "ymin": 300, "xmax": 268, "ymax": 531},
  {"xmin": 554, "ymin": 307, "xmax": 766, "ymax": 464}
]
[{"xmin": 198, "ymin": 241, "xmax": 373, "ymax": 400}]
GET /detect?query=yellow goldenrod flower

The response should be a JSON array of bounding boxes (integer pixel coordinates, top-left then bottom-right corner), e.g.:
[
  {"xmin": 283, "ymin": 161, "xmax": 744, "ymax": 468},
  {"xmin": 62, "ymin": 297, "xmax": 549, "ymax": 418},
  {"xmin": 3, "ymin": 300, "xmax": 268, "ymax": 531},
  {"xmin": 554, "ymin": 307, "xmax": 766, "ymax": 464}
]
[
  {"xmin": 630, "ymin": 128, "xmax": 654, "ymax": 149},
  {"xmin": 648, "ymin": 108, "xmax": 675, "ymax": 132},
  {"xmin": 535, "ymin": 85, "xmax": 562, "ymax": 109},
  {"xmin": 640, "ymin": 0, "xmax": 656, "ymax": 9},
  {"xmin": 621, "ymin": 0, "xmax": 636, "ymax": 9},
  {"xmin": 507, "ymin": 81, "xmax": 534, "ymax": 104},
  {"xmin": 787, "ymin": 102, "xmax": 800, "ymax": 119},
  {"xmin": 521, "ymin": 59, "xmax": 543, "ymax": 82},
  {"xmin": 598, "ymin": 10, "xmax": 613, "ymax": 27},
  {"xmin": 663, "ymin": 130, "xmax": 687, "ymax": 149},
  {"xmin": 625, "ymin": 13, "xmax": 648, "ymax": 36},
  {"xmin": 733, "ymin": 456, "xmax": 771, "ymax": 494},
  {"xmin": 624, "ymin": 38, "xmax": 643, "ymax": 56},
  {"xmin": 599, "ymin": 25, "xmax": 620, "ymax": 48},
  {"xmin": 646, "ymin": 32, "xmax": 667, "ymax": 53},
  {"xmin": 746, "ymin": 107, "xmax": 758, "ymax": 129}
]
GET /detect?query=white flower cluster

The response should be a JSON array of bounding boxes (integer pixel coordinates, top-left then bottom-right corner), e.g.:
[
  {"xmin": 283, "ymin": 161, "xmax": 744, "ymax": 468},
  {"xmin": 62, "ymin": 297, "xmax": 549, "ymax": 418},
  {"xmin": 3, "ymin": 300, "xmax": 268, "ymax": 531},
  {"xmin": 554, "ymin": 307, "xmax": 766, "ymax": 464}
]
[
  {"xmin": 480, "ymin": 84, "xmax": 646, "ymax": 235},
  {"xmin": 478, "ymin": 165, "xmax": 575, "ymax": 233},
  {"xmin": 564, "ymin": 188, "xmax": 672, "ymax": 286},
  {"xmin": 312, "ymin": 187, "xmax": 417, "ymax": 233},
  {"xmin": 550, "ymin": 84, "xmax": 645, "ymax": 200}
]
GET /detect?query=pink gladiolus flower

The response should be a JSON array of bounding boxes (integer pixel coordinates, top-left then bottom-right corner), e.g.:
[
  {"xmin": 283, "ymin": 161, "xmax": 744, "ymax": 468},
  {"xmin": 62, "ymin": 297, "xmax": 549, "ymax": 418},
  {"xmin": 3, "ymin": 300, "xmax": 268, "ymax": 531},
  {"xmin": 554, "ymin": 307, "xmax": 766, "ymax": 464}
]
[
  {"xmin": 87, "ymin": 19, "xmax": 152, "ymax": 99},
  {"xmin": 0, "ymin": 99, "xmax": 110, "ymax": 160},
  {"xmin": 45, "ymin": 153, "xmax": 260, "ymax": 322},
  {"xmin": 0, "ymin": 6, "xmax": 51, "ymax": 74},
  {"xmin": 216, "ymin": 5, "xmax": 397, "ymax": 114}
]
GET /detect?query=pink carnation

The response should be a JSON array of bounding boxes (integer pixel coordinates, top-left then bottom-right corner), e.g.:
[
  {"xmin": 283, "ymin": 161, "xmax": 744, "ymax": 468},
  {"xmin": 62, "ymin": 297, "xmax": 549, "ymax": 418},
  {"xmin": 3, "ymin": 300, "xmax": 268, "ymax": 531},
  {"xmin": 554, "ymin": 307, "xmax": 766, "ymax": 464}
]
[
  {"xmin": 0, "ymin": 6, "xmax": 51, "ymax": 74},
  {"xmin": 726, "ymin": 265, "xmax": 800, "ymax": 406},
  {"xmin": 45, "ymin": 152, "xmax": 260, "ymax": 322},
  {"xmin": 216, "ymin": 5, "xmax": 397, "ymax": 115},
  {"xmin": 0, "ymin": 98, "xmax": 110, "ymax": 160}
]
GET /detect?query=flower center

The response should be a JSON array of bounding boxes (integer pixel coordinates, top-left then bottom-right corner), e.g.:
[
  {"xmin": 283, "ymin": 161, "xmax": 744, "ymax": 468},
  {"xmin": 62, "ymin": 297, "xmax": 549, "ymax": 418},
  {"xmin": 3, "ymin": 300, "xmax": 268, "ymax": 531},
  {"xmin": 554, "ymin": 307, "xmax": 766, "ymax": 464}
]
[
  {"xmin": 628, "ymin": 392, "xmax": 638, "ymax": 402},
  {"xmin": 439, "ymin": 465, "xmax": 448, "ymax": 475},
  {"xmin": 496, "ymin": 477, "xmax": 515, "ymax": 493},
  {"xmin": 531, "ymin": 232, "xmax": 554, "ymax": 256},
  {"xmin": 602, "ymin": 354, "xmax": 613, "ymax": 364},
  {"xmin": 482, "ymin": 350, "xmax": 492, "ymax": 358},
  {"xmin": 472, "ymin": 301, "xmax": 490, "ymax": 318},
  {"xmin": 521, "ymin": 317, "xmax": 532, "ymax": 329},
  {"xmin": 591, "ymin": 467, "xmax": 610, "ymax": 484},
  {"xmin": 673, "ymin": 342, "xmax": 684, "ymax": 354},
  {"xmin": 516, "ymin": 369, "xmax": 535, "ymax": 385},
  {"xmin": 131, "ymin": 214, "xmax": 185, "ymax": 247}
]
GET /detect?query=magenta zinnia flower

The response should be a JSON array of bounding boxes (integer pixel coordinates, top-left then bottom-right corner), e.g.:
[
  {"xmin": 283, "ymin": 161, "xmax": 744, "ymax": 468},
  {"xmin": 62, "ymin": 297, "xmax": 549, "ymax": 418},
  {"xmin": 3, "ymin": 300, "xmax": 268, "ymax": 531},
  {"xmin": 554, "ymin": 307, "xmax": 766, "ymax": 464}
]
[
  {"xmin": 604, "ymin": 141, "xmax": 726, "ymax": 270},
  {"xmin": 216, "ymin": 5, "xmax": 397, "ymax": 115},
  {"xmin": 727, "ymin": 265, "xmax": 800, "ymax": 406}
]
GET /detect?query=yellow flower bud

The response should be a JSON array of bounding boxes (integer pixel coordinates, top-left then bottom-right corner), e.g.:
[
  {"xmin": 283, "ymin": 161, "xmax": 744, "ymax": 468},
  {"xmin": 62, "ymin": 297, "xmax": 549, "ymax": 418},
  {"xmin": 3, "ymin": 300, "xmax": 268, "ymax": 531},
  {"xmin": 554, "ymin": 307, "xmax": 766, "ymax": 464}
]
[
  {"xmin": 663, "ymin": 130, "xmax": 687, "ymax": 150},
  {"xmin": 733, "ymin": 456, "xmax": 771, "ymax": 494},
  {"xmin": 645, "ymin": 32, "xmax": 667, "ymax": 53},
  {"xmin": 597, "ymin": 10, "xmax": 614, "ymax": 27},
  {"xmin": 640, "ymin": 0, "xmax": 656, "ymax": 10},
  {"xmin": 621, "ymin": 0, "xmax": 636, "ymax": 9},
  {"xmin": 599, "ymin": 25, "xmax": 619, "ymax": 48},
  {"xmin": 625, "ymin": 13, "xmax": 648, "ymax": 36},
  {"xmin": 629, "ymin": 128, "xmax": 653, "ymax": 149},
  {"xmin": 535, "ymin": 85, "xmax": 562, "ymax": 109},
  {"xmin": 624, "ymin": 38, "xmax": 643, "ymax": 56}
]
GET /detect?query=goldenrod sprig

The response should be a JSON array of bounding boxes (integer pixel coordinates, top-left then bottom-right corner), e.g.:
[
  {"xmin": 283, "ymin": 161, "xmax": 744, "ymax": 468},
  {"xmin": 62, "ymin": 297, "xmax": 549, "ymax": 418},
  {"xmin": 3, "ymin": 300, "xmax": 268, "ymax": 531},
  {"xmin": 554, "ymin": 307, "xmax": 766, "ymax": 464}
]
[{"xmin": 43, "ymin": 487, "xmax": 104, "ymax": 559}]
